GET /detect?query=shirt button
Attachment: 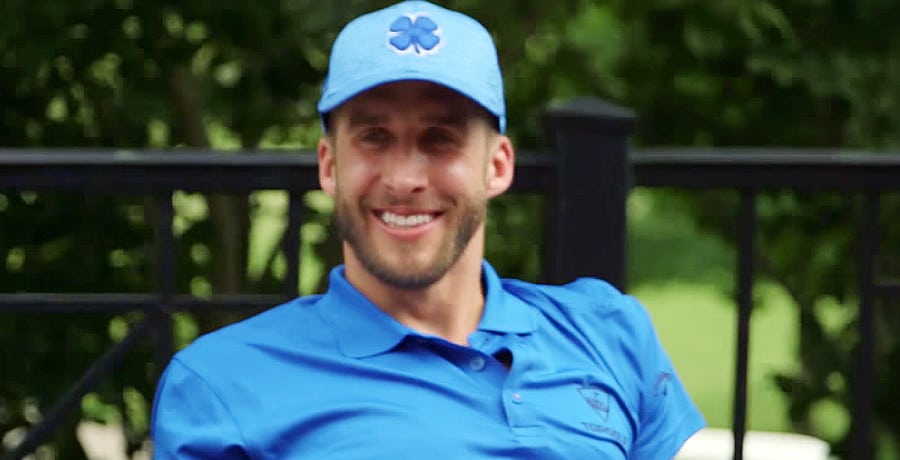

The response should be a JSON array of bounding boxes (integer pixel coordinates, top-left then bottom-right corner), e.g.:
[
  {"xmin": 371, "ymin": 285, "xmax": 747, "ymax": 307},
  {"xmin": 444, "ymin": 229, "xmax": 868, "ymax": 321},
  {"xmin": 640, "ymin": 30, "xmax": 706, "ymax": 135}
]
[
  {"xmin": 468, "ymin": 356, "xmax": 486, "ymax": 372},
  {"xmin": 511, "ymin": 392, "xmax": 523, "ymax": 404}
]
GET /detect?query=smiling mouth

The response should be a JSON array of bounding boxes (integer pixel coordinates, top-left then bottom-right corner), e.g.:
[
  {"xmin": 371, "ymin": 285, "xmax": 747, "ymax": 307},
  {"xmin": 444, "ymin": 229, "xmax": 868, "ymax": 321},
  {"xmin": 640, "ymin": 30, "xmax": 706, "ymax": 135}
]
[{"xmin": 378, "ymin": 211, "xmax": 438, "ymax": 228}]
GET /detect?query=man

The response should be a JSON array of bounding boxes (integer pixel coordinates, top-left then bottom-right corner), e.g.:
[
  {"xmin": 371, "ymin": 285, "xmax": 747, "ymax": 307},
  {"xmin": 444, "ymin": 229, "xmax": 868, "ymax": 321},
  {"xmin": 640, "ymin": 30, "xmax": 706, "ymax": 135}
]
[{"xmin": 151, "ymin": 1, "xmax": 704, "ymax": 458}]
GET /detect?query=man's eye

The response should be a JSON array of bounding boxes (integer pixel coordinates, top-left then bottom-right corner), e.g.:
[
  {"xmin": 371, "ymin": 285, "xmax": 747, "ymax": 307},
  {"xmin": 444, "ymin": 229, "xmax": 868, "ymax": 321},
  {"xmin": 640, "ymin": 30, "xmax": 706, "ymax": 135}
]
[
  {"xmin": 423, "ymin": 128, "xmax": 454, "ymax": 145},
  {"xmin": 360, "ymin": 129, "xmax": 390, "ymax": 145}
]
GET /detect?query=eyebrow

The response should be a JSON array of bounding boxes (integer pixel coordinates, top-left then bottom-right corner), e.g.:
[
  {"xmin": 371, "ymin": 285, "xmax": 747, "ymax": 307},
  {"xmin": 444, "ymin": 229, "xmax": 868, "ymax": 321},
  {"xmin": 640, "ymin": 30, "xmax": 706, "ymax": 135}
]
[
  {"xmin": 345, "ymin": 111, "xmax": 468, "ymax": 129},
  {"xmin": 346, "ymin": 112, "xmax": 387, "ymax": 128},
  {"xmin": 421, "ymin": 113, "xmax": 468, "ymax": 128}
]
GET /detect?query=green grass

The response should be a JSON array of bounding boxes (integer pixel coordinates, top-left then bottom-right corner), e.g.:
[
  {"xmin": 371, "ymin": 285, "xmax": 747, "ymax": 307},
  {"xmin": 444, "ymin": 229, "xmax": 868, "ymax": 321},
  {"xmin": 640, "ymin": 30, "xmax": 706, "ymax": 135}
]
[
  {"xmin": 627, "ymin": 188, "xmax": 801, "ymax": 431},
  {"xmin": 626, "ymin": 188, "xmax": 863, "ymax": 453},
  {"xmin": 633, "ymin": 281, "xmax": 797, "ymax": 431}
]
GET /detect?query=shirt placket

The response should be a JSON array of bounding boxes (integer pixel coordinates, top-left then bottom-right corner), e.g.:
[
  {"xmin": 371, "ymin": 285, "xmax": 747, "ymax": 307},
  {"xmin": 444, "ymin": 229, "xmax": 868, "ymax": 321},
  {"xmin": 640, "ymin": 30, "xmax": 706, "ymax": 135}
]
[{"xmin": 472, "ymin": 332, "xmax": 543, "ymax": 438}]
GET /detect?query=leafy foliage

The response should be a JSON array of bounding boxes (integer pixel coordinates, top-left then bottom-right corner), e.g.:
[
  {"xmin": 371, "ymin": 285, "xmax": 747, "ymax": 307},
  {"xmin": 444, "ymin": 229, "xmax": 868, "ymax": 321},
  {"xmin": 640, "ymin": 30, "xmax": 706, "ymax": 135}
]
[
  {"xmin": 1, "ymin": 0, "xmax": 898, "ymax": 458},
  {"xmin": 608, "ymin": 0, "xmax": 900, "ymax": 456}
]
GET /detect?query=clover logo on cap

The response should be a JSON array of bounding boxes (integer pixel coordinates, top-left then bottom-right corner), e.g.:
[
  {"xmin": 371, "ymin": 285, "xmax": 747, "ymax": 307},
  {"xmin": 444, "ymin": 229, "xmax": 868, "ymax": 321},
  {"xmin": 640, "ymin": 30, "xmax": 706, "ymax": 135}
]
[{"xmin": 388, "ymin": 14, "xmax": 441, "ymax": 55}]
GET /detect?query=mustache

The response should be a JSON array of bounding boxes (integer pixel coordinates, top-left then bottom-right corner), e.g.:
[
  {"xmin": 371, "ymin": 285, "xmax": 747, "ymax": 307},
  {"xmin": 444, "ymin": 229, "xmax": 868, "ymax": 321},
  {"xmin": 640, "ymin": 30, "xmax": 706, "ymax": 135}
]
[{"xmin": 359, "ymin": 195, "xmax": 452, "ymax": 210}]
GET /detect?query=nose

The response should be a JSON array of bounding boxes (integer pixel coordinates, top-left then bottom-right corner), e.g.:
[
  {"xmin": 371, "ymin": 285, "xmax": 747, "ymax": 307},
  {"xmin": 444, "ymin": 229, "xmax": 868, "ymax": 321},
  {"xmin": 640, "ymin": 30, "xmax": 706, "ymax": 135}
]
[{"xmin": 380, "ymin": 150, "xmax": 428, "ymax": 195}]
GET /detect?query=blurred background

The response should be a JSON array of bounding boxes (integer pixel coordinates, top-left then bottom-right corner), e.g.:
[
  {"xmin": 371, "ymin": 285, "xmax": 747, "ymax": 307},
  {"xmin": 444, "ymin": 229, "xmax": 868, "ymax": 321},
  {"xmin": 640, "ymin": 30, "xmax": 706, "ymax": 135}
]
[{"xmin": 1, "ymin": 0, "xmax": 899, "ymax": 458}]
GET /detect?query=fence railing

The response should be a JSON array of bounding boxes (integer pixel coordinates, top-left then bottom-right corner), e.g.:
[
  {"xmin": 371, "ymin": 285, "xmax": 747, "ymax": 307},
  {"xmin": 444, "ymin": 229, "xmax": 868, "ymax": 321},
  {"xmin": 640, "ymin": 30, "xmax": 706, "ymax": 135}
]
[
  {"xmin": 1, "ymin": 99, "xmax": 898, "ymax": 460},
  {"xmin": 631, "ymin": 149, "xmax": 900, "ymax": 460}
]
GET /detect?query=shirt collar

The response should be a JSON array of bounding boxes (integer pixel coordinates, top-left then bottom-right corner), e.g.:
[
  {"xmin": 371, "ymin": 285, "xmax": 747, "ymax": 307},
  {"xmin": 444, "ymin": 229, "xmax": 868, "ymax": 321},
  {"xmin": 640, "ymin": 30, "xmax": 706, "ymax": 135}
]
[
  {"xmin": 317, "ymin": 266, "xmax": 412, "ymax": 358},
  {"xmin": 317, "ymin": 261, "xmax": 538, "ymax": 359},
  {"xmin": 476, "ymin": 261, "xmax": 539, "ymax": 335}
]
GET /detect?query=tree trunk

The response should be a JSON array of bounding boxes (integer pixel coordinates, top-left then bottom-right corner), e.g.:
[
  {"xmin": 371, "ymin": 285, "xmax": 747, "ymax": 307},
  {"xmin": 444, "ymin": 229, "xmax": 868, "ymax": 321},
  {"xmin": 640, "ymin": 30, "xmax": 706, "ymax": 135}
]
[{"xmin": 167, "ymin": 65, "xmax": 248, "ymax": 297}]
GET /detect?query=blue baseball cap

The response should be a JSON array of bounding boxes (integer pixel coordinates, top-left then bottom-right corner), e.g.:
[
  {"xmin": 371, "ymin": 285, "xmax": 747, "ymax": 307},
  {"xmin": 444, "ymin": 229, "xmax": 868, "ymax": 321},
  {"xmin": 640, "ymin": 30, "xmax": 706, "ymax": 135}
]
[{"xmin": 318, "ymin": 1, "xmax": 506, "ymax": 133}]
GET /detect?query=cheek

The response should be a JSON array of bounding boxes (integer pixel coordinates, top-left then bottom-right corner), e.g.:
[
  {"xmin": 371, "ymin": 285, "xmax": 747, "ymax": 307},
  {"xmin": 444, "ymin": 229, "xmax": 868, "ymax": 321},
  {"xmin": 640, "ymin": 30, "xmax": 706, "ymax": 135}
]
[
  {"xmin": 435, "ymin": 158, "xmax": 488, "ymax": 192},
  {"xmin": 334, "ymin": 156, "xmax": 377, "ymax": 193},
  {"xmin": 338, "ymin": 170, "xmax": 366, "ymax": 197}
]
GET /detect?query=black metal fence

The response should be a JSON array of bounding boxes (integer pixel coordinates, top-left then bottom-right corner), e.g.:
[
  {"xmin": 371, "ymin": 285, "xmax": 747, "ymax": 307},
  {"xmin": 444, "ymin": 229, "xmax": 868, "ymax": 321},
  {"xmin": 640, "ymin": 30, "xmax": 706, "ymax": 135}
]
[
  {"xmin": 1, "ymin": 99, "xmax": 898, "ymax": 459},
  {"xmin": 630, "ymin": 150, "xmax": 900, "ymax": 460}
]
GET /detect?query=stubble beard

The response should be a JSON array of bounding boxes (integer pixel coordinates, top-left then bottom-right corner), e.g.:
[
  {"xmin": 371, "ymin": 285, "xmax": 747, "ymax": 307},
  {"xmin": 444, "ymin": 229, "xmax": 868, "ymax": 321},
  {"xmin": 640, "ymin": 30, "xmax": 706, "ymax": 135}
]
[{"xmin": 335, "ymin": 195, "xmax": 486, "ymax": 290}]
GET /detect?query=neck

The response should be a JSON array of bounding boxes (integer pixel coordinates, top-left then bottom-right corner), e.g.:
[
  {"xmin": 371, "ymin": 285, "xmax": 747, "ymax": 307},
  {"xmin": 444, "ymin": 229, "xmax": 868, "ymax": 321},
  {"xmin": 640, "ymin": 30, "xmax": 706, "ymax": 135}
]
[{"xmin": 343, "ymin": 234, "xmax": 486, "ymax": 346}]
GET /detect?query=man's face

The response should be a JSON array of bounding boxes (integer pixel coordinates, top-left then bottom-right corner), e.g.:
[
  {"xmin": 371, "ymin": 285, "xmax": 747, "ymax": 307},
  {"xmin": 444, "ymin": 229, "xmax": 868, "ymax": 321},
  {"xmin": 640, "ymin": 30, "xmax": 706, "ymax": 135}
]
[{"xmin": 318, "ymin": 81, "xmax": 513, "ymax": 289}]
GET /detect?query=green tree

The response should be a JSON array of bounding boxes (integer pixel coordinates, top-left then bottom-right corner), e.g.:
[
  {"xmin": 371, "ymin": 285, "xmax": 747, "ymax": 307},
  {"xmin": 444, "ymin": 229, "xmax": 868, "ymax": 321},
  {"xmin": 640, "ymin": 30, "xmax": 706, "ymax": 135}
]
[
  {"xmin": 0, "ymin": 0, "xmax": 583, "ymax": 456},
  {"xmin": 610, "ymin": 0, "xmax": 900, "ymax": 456},
  {"xmin": 2, "ymin": 0, "xmax": 898, "ymax": 458},
  {"xmin": 0, "ymin": 1, "xmax": 360, "ymax": 456}
]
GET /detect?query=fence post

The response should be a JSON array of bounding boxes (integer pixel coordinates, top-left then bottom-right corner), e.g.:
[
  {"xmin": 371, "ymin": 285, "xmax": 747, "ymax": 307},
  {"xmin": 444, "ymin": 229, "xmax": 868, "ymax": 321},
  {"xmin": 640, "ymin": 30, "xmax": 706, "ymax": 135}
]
[
  {"xmin": 540, "ymin": 98, "xmax": 636, "ymax": 290},
  {"xmin": 151, "ymin": 193, "xmax": 175, "ymax": 383}
]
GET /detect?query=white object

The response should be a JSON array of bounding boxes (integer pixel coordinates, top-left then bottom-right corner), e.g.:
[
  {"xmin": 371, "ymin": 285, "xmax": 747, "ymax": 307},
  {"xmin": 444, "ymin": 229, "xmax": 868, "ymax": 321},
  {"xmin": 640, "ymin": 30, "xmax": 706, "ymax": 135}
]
[
  {"xmin": 675, "ymin": 428, "xmax": 830, "ymax": 460},
  {"xmin": 77, "ymin": 421, "xmax": 128, "ymax": 460}
]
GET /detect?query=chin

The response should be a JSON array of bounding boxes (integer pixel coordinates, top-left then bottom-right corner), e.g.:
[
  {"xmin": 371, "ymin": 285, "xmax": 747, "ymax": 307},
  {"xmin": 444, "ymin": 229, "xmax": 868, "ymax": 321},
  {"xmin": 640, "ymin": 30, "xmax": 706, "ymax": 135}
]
[{"xmin": 365, "ymin": 255, "xmax": 451, "ymax": 289}]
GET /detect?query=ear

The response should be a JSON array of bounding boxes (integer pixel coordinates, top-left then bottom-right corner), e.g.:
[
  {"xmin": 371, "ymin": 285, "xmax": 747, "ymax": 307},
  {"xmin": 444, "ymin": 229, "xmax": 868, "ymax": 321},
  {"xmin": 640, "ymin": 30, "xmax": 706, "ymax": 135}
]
[
  {"xmin": 318, "ymin": 136, "xmax": 337, "ymax": 197},
  {"xmin": 486, "ymin": 135, "xmax": 515, "ymax": 198}
]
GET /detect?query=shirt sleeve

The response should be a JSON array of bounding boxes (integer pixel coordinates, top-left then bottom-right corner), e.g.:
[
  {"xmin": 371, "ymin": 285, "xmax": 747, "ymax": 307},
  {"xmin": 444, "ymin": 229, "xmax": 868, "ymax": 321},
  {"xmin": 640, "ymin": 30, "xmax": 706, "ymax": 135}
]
[
  {"xmin": 625, "ymin": 295, "xmax": 706, "ymax": 460},
  {"xmin": 151, "ymin": 357, "xmax": 250, "ymax": 460}
]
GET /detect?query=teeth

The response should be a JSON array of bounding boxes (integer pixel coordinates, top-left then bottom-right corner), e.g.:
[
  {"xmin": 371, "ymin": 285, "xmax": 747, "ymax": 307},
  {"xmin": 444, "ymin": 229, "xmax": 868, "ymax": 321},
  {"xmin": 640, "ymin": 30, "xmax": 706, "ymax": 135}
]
[{"xmin": 380, "ymin": 211, "xmax": 434, "ymax": 227}]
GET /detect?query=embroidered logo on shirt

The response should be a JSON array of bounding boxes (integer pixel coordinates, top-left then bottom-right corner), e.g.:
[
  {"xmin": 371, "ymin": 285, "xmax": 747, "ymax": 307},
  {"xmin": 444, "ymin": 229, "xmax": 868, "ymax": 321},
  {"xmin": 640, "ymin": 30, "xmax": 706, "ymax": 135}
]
[
  {"xmin": 654, "ymin": 371, "xmax": 672, "ymax": 397},
  {"xmin": 388, "ymin": 14, "xmax": 441, "ymax": 55},
  {"xmin": 577, "ymin": 386, "xmax": 610, "ymax": 422},
  {"xmin": 577, "ymin": 386, "xmax": 628, "ymax": 445}
]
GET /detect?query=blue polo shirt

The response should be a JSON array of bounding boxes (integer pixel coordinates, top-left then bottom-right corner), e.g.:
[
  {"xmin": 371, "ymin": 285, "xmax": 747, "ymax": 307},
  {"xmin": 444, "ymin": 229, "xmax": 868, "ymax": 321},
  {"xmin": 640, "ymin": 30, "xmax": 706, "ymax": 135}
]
[{"xmin": 151, "ymin": 262, "xmax": 703, "ymax": 459}]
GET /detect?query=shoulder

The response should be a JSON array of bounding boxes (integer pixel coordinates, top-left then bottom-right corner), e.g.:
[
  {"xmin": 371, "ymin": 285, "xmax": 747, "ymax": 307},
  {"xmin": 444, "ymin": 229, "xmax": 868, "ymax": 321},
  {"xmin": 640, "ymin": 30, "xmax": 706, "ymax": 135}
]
[
  {"xmin": 152, "ymin": 294, "xmax": 340, "ymax": 455},
  {"xmin": 172, "ymin": 294, "xmax": 330, "ymax": 375},
  {"xmin": 502, "ymin": 277, "xmax": 653, "ymax": 329},
  {"xmin": 500, "ymin": 277, "xmax": 663, "ymax": 386}
]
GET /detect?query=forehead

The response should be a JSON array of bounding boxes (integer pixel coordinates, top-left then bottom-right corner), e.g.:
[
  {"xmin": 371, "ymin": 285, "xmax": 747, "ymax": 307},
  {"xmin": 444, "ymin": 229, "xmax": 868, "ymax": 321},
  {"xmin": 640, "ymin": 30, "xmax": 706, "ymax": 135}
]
[
  {"xmin": 331, "ymin": 81, "xmax": 491, "ymax": 128},
  {"xmin": 353, "ymin": 81, "xmax": 474, "ymax": 108}
]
